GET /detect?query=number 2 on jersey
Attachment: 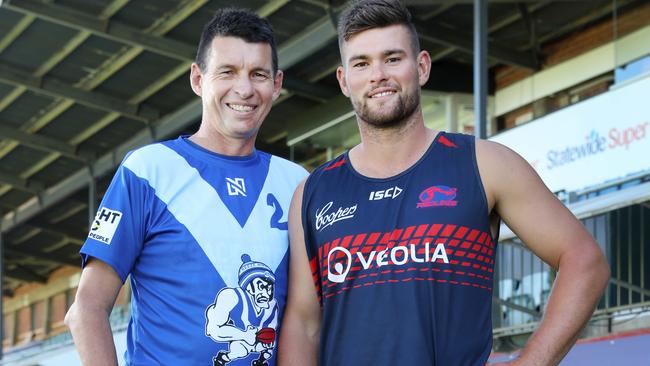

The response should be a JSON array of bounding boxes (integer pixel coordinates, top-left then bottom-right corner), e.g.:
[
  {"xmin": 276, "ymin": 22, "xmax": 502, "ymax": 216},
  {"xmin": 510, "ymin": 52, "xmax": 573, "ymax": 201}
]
[{"xmin": 266, "ymin": 193, "xmax": 288, "ymax": 230}]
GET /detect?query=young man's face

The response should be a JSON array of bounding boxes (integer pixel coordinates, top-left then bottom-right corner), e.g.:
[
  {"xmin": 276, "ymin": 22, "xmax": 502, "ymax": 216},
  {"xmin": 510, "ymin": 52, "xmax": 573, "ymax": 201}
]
[
  {"xmin": 191, "ymin": 36, "xmax": 283, "ymax": 142},
  {"xmin": 337, "ymin": 24, "xmax": 430, "ymax": 128},
  {"xmin": 247, "ymin": 277, "xmax": 275, "ymax": 309}
]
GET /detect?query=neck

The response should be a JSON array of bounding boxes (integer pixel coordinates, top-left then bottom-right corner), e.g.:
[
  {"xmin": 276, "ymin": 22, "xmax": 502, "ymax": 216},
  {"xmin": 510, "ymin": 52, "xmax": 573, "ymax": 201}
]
[
  {"xmin": 350, "ymin": 110, "xmax": 437, "ymax": 178},
  {"xmin": 189, "ymin": 120, "xmax": 256, "ymax": 157}
]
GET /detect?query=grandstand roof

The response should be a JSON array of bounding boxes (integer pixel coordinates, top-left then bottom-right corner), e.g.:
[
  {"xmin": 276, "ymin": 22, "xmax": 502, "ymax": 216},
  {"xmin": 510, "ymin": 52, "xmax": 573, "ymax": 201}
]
[{"xmin": 0, "ymin": 0, "xmax": 645, "ymax": 293}]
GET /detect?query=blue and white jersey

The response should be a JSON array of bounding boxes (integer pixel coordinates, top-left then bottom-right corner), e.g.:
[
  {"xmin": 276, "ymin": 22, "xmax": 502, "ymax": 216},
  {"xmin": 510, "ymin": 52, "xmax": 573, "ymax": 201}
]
[{"xmin": 80, "ymin": 136, "xmax": 307, "ymax": 366}]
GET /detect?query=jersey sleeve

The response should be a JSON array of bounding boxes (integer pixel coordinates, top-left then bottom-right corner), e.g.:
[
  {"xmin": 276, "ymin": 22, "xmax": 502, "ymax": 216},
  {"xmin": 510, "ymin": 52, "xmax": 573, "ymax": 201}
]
[{"xmin": 80, "ymin": 162, "xmax": 149, "ymax": 282}]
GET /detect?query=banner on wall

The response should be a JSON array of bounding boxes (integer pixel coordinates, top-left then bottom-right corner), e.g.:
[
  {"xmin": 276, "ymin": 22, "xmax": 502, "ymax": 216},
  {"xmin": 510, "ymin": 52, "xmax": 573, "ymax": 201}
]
[{"xmin": 490, "ymin": 75, "xmax": 650, "ymax": 193}]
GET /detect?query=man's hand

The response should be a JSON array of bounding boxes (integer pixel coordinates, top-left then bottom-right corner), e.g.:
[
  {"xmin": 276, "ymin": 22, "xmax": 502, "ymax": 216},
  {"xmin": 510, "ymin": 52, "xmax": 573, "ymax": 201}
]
[{"xmin": 244, "ymin": 325, "xmax": 258, "ymax": 345}]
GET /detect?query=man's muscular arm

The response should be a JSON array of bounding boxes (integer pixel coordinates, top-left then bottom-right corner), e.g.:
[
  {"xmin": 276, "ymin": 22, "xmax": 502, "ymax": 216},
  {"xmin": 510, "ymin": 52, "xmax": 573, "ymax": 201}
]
[
  {"xmin": 278, "ymin": 181, "xmax": 321, "ymax": 366},
  {"xmin": 65, "ymin": 259, "xmax": 123, "ymax": 366},
  {"xmin": 206, "ymin": 288, "xmax": 257, "ymax": 345},
  {"xmin": 477, "ymin": 140, "xmax": 610, "ymax": 366}
]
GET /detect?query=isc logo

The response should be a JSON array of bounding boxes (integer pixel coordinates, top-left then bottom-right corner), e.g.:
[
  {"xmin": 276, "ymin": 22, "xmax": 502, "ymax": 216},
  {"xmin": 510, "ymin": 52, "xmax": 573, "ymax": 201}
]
[{"xmin": 369, "ymin": 186, "xmax": 403, "ymax": 201}]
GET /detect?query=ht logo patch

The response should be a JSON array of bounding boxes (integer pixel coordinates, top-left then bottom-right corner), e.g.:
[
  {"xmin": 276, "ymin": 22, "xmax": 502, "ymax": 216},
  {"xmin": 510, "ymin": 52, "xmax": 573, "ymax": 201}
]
[{"xmin": 88, "ymin": 207, "xmax": 123, "ymax": 245}]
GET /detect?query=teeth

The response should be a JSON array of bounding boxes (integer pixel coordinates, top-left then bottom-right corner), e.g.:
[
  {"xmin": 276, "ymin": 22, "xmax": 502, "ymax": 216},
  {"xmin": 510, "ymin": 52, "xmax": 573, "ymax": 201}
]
[
  {"xmin": 371, "ymin": 91, "xmax": 395, "ymax": 98},
  {"xmin": 228, "ymin": 104, "xmax": 254, "ymax": 112}
]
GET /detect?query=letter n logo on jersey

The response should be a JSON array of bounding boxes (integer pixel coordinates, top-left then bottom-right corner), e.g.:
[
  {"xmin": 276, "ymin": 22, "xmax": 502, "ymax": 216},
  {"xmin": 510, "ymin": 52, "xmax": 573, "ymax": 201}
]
[{"xmin": 226, "ymin": 178, "xmax": 247, "ymax": 197}]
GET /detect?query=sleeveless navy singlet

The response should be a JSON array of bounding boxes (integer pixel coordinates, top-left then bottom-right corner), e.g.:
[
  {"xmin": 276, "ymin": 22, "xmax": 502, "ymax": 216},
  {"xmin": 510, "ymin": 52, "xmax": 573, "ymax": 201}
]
[{"xmin": 301, "ymin": 132, "xmax": 498, "ymax": 366}]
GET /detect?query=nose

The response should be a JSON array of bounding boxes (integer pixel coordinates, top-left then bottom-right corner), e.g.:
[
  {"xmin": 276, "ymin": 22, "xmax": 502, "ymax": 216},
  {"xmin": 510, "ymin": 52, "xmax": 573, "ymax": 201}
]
[
  {"xmin": 233, "ymin": 75, "xmax": 254, "ymax": 99},
  {"xmin": 369, "ymin": 62, "xmax": 388, "ymax": 84}
]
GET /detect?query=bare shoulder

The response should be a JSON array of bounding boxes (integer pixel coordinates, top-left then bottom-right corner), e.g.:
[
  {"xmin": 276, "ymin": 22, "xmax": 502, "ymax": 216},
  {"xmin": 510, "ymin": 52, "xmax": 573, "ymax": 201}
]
[
  {"xmin": 294, "ymin": 178, "xmax": 307, "ymax": 198},
  {"xmin": 474, "ymin": 139, "xmax": 538, "ymax": 209},
  {"xmin": 288, "ymin": 178, "xmax": 308, "ymax": 246},
  {"xmin": 475, "ymin": 138, "xmax": 529, "ymax": 173},
  {"xmin": 475, "ymin": 139, "xmax": 594, "ymax": 268},
  {"xmin": 290, "ymin": 179, "xmax": 307, "ymax": 212}
]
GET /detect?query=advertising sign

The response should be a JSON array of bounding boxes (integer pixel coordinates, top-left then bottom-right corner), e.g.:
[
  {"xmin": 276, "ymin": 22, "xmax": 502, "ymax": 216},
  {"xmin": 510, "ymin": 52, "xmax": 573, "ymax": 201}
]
[{"xmin": 491, "ymin": 75, "xmax": 650, "ymax": 193}]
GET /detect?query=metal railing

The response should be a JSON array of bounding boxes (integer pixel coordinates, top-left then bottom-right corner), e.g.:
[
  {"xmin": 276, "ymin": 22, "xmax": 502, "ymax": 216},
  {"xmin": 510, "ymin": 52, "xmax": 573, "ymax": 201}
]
[{"xmin": 493, "ymin": 196, "xmax": 650, "ymax": 341}]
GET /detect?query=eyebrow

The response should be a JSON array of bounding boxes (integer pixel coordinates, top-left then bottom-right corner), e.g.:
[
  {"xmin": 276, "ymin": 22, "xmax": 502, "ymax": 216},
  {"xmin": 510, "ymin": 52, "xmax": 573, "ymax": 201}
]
[
  {"xmin": 347, "ymin": 49, "xmax": 407, "ymax": 64},
  {"xmin": 214, "ymin": 64, "xmax": 235, "ymax": 71},
  {"xmin": 214, "ymin": 64, "xmax": 272, "ymax": 74},
  {"xmin": 251, "ymin": 67, "xmax": 272, "ymax": 75}
]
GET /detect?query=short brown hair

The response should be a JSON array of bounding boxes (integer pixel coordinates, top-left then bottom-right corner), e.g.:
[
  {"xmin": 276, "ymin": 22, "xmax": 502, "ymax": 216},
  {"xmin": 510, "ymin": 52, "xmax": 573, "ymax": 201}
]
[
  {"xmin": 196, "ymin": 8, "xmax": 278, "ymax": 73},
  {"xmin": 337, "ymin": 0, "xmax": 420, "ymax": 56}
]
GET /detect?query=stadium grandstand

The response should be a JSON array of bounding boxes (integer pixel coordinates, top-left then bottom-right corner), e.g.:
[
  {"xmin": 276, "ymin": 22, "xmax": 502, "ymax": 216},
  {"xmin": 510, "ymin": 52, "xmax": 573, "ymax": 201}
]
[{"xmin": 0, "ymin": 0, "xmax": 648, "ymax": 364}]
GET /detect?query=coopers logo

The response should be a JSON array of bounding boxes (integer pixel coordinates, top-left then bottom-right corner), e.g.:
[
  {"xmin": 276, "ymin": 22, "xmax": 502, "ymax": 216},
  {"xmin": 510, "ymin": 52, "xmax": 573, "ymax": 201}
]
[
  {"xmin": 546, "ymin": 122, "xmax": 649, "ymax": 170},
  {"xmin": 327, "ymin": 242, "xmax": 449, "ymax": 283},
  {"xmin": 315, "ymin": 201, "xmax": 357, "ymax": 231},
  {"xmin": 416, "ymin": 185, "xmax": 458, "ymax": 208}
]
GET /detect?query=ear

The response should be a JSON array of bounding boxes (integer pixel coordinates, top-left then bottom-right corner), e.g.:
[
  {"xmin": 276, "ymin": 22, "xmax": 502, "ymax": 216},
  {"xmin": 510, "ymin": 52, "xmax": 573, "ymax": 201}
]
[
  {"xmin": 336, "ymin": 65, "xmax": 350, "ymax": 97},
  {"xmin": 416, "ymin": 50, "xmax": 432, "ymax": 86},
  {"xmin": 190, "ymin": 63, "xmax": 203, "ymax": 97},
  {"xmin": 272, "ymin": 69, "xmax": 284, "ymax": 101}
]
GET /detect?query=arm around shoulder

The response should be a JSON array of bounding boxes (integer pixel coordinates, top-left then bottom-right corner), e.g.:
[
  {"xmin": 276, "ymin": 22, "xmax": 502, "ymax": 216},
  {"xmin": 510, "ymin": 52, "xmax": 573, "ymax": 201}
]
[
  {"xmin": 278, "ymin": 180, "xmax": 321, "ymax": 366},
  {"xmin": 65, "ymin": 258, "xmax": 124, "ymax": 366},
  {"xmin": 476, "ymin": 140, "xmax": 610, "ymax": 366}
]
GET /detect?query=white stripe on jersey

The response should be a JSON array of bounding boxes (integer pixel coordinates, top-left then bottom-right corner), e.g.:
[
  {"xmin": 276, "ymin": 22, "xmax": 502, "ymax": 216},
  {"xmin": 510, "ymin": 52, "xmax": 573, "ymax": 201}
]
[{"xmin": 123, "ymin": 143, "xmax": 304, "ymax": 287}]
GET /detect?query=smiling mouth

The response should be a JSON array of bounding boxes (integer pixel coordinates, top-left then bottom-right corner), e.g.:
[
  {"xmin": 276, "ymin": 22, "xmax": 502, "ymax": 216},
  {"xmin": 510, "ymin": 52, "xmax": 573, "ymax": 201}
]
[
  {"xmin": 226, "ymin": 103, "xmax": 256, "ymax": 112},
  {"xmin": 369, "ymin": 91, "xmax": 396, "ymax": 98}
]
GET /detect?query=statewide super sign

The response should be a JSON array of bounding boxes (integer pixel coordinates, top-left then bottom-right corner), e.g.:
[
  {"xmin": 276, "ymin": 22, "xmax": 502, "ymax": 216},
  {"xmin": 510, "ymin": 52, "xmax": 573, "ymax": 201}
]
[{"xmin": 491, "ymin": 75, "xmax": 650, "ymax": 192}]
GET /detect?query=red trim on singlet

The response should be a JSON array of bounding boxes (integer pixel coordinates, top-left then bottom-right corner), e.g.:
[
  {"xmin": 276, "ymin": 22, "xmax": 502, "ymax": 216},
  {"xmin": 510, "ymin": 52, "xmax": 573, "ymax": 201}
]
[
  {"xmin": 324, "ymin": 158, "xmax": 346, "ymax": 170},
  {"xmin": 438, "ymin": 134, "xmax": 458, "ymax": 148}
]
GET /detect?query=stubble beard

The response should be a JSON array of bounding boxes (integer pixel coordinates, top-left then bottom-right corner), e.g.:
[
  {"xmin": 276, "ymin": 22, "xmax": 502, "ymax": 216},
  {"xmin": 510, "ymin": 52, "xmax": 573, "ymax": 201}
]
[{"xmin": 352, "ymin": 87, "xmax": 420, "ymax": 129}]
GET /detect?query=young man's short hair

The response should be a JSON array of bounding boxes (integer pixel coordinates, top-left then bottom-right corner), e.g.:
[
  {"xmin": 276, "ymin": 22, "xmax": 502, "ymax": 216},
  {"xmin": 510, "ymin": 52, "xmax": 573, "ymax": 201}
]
[
  {"xmin": 337, "ymin": 0, "xmax": 420, "ymax": 57},
  {"xmin": 196, "ymin": 8, "xmax": 278, "ymax": 74}
]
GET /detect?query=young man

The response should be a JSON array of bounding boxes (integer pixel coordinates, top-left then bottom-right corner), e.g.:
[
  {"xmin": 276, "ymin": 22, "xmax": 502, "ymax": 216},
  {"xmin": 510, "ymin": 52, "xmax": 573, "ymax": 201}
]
[
  {"xmin": 65, "ymin": 9, "xmax": 306, "ymax": 366},
  {"xmin": 278, "ymin": 1, "xmax": 609, "ymax": 365}
]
